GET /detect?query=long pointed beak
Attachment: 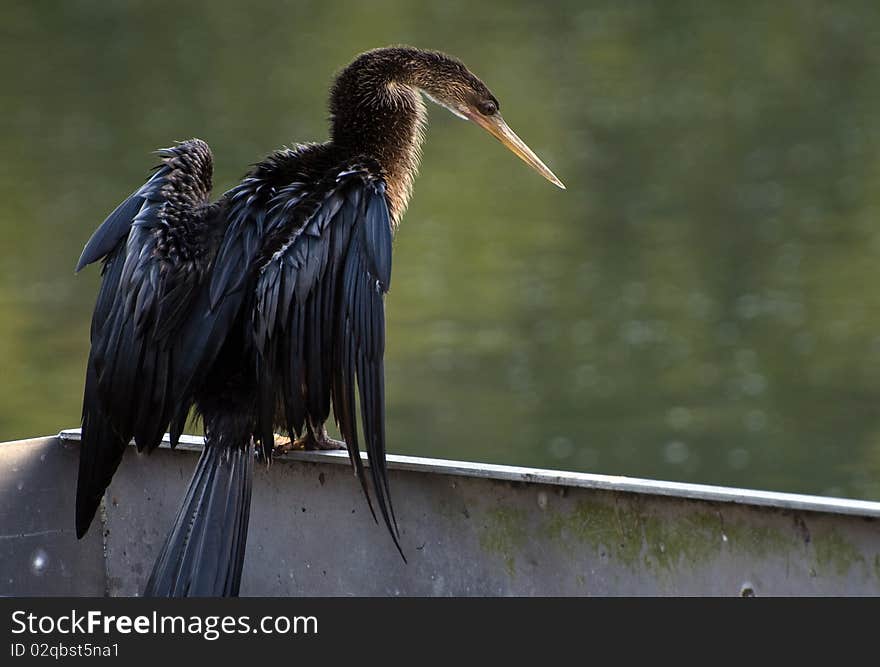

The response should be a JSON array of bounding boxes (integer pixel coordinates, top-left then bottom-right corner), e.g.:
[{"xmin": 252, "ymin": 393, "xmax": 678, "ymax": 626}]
[{"xmin": 465, "ymin": 111, "xmax": 565, "ymax": 189}]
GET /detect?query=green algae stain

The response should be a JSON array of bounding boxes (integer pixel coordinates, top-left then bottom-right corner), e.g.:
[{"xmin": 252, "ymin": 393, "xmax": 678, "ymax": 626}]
[
  {"xmin": 542, "ymin": 498, "xmax": 642, "ymax": 566},
  {"xmin": 715, "ymin": 520, "xmax": 798, "ymax": 561},
  {"xmin": 541, "ymin": 498, "xmax": 724, "ymax": 576},
  {"xmin": 813, "ymin": 528, "xmax": 866, "ymax": 577},
  {"xmin": 476, "ymin": 492, "xmax": 876, "ymax": 588},
  {"xmin": 478, "ymin": 507, "xmax": 528, "ymax": 577},
  {"xmin": 541, "ymin": 496, "xmax": 875, "ymax": 582}
]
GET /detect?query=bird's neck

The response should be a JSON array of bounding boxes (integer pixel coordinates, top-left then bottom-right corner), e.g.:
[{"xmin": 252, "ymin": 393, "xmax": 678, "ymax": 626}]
[{"xmin": 329, "ymin": 49, "xmax": 430, "ymax": 224}]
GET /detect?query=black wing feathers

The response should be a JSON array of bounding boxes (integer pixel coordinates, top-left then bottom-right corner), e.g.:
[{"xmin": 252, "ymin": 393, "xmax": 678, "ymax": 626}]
[
  {"xmin": 75, "ymin": 183, "xmax": 150, "ymax": 273},
  {"xmin": 78, "ymin": 144, "xmax": 403, "ymax": 563},
  {"xmin": 341, "ymin": 189, "xmax": 398, "ymax": 546},
  {"xmin": 209, "ymin": 179, "xmax": 272, "ymax": 309},
  {"xmin": 76, "ymin": 139, "xmax": 218, "ymax": 537},
  {"xmin": 253, "ymin": 166, "xmax": 401, "ymax": 555},
  {"xmin": 76, "ymin": 362, "xmax": 129, "ymax": 537}
]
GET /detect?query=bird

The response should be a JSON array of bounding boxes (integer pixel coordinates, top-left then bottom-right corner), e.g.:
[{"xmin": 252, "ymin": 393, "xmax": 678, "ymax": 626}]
[{"xmin": 74, "ymin": 45, "xmax": 564, "ymax": 597}]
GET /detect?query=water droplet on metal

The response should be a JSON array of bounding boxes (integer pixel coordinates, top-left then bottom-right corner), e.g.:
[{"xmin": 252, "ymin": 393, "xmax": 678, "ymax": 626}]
[
  {"xmin": 31, "ymin": 549, "xmax": 49, "ymax": 576},
  {"xmin": 537, "ymin": 491, "xmax": 548, "ymax": 511}
]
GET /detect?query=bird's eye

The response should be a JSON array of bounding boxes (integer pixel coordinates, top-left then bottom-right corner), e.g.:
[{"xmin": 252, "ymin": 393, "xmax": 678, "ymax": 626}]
[{"xmin": 478, "ymin": 100, "xmax": 497, "ymax": 116}]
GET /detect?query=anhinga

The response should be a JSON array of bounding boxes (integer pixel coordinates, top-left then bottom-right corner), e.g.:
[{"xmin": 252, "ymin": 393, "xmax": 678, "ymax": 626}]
[{"xmin": 74, "ymin": 46, "xmax": 564, "ymax": 597}]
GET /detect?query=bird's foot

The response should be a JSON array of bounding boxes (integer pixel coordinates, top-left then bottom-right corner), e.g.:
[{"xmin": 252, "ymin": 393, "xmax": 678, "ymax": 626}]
[
  {"xmin": 272, "ymin": 431, "xmax": 347, "ymax": 455},
  {"xmin": 272, "ymin": 433, "xmax": 294, "ymax": 457},
  {"xmin": 302, "ymin": 431, "xmax": 348, "ymax": 451}
]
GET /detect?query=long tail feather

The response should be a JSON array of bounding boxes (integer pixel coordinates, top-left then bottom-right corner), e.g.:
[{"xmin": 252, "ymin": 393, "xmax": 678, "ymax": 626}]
[{"xmin": 143, "ymin": 439, "xmax": 253, "ymax": 597}]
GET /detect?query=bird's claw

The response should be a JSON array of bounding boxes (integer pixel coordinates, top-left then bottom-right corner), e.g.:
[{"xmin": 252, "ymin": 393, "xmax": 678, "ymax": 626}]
[
  {"xmin": 272, "ymin": 433, "xmax": 294, "ymax": 457},
  {"xmin": 272, "ymin": 432, "xmax": 347, "ymax": 455},
  {"xmin": 296, "ymin": 432, "xmax": 348, "ymax": 452}
]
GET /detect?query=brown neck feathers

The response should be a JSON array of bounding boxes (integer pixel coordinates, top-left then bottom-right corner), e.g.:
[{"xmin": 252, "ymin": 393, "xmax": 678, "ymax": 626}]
[{"xmin": 329, "ymin": 48, "xmax": 434, "ymax": 224}]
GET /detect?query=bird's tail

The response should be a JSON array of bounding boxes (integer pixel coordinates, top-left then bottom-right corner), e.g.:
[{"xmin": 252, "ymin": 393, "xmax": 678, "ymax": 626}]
[{"xmin": 143, "ymin": 438, "xmax": 253, "ymax": 597}]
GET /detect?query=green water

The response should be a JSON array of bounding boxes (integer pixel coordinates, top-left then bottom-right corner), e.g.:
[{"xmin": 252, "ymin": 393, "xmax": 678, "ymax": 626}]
[{"xmin": 2, "ymin": 1, "xmax": 880, "ymax": 500}]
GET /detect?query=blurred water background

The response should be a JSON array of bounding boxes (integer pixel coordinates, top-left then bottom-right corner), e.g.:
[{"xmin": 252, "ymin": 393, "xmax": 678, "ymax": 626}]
[{"xmin": 2, "ymin": 1, "xmax": 880, "ymax": 499}]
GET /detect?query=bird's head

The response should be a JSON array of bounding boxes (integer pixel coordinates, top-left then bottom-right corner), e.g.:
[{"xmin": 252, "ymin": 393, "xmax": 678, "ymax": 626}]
[
  {"xmin": 335, "ymin": 47, "xmax": 565, "ymax": 190},
  {"xmin": 402, "ymin": 48, "xmax": 565, "ymax": 190}
]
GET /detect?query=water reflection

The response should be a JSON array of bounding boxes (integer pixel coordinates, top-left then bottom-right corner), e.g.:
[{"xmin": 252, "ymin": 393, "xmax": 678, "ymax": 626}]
[{"xmin": 1, "ymin": 1, "xmax": 880, "ymax": 500}]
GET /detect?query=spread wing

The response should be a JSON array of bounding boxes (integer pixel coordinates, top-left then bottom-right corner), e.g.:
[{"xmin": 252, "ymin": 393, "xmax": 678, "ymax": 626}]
[
  {"xmin": 75, "ymin": 139, "xmax": 227, "ymax": 537},
  {"xmin": 252, "ymin": 163, "xmax": 399, "ymax": 554}
]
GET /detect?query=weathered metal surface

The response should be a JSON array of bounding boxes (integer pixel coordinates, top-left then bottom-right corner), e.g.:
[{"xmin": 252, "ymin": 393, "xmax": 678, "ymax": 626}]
[
  {"xmin": 4, "ymin": 434, "xmax": 880, "ymax": 595},
  {"xmin": 56, "ymin": 429, "xmax": 880, "ymax": 519},
  {"xmin": 0, "ymin": 437, "xmax": 106, "ymax": 596}
]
